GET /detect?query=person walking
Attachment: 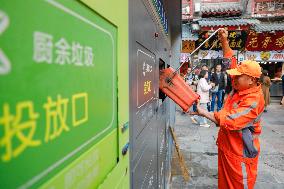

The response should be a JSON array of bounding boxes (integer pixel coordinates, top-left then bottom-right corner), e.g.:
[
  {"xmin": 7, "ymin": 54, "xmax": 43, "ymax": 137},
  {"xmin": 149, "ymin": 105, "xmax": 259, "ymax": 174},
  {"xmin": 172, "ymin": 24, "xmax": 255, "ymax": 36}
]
[
  {"xmin": 195, "ymin": 28, "xmax": 265, "ymax": 189},
  {"xmin": 201, "ymin": 64, "xmax": 212, "ymax": 111},
  {"xmin": 191, "ymin": 70, "xmax": 215, "ymax": 127},
  {"xmin": 260, "ymin": 70, "xmax": 271, "ymax": 112},
  {"xmin": 210, "ymin": 64, "xmax": 226, "ymax": 112}
]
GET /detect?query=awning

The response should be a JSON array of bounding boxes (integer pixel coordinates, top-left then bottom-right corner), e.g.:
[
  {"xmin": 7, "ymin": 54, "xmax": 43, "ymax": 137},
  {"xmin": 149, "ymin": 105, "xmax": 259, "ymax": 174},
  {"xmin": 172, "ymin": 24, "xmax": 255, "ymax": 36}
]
[
  {"xmin": 201, "ymin": 2, "xmax": 242, "ymax": 15},
  {"xmin": 182, "ymin": 24, "xmax": 199, "ymax": 41},
  {"xmin": 252, "ymin": 23, "xmax": 284, "ymax": 32},
  {"xmin": 198, "ymin": 18, "xmax": 260, "ymax": 27}
]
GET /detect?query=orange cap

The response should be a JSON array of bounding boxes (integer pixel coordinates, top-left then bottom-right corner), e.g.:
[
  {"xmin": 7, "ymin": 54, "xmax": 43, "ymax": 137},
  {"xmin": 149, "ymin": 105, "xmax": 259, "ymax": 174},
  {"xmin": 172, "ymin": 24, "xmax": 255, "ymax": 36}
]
[{"xmin": 226, "ymin": 60, "xmax": 262, "ymax": 78}]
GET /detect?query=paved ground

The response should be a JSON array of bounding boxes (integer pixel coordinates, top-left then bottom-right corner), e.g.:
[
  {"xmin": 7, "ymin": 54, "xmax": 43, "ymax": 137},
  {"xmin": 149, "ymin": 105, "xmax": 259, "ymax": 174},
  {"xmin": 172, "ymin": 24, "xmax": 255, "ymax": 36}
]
[{"xmin": 171, "ymin": 103, "xmax": 284, "ymax": 189}]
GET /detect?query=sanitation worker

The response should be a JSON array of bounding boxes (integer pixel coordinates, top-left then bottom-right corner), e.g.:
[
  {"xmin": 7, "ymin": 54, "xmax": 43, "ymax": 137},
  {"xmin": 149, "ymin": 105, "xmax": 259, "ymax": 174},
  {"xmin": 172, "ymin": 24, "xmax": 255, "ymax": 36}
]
[{"xmin": 195, "ymin": 28, "xmax": 265, "ymax": 189}]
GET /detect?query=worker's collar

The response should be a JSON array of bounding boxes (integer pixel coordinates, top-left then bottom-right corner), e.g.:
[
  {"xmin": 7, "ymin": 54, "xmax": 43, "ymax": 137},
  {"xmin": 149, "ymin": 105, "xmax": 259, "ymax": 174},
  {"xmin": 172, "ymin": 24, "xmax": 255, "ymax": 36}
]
[{"xmin": 238, "ymin": 85, "xmax": 261, "ymax": 96}]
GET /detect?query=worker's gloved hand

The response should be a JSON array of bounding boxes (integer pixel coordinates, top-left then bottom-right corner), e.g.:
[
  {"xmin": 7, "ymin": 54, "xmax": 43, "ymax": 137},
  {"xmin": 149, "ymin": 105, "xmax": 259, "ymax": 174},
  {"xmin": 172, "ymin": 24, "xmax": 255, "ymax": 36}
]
[
  {"xmin": 218, "ymin": 28, "xmax": 228, "ymax": 42},
  {"xmin": 196, "ymin": 100, "xmax": 207, "ymax": 117},
  {"xmin": 218, "ymin": 28, "xmax": 234, "ymax": 58}
]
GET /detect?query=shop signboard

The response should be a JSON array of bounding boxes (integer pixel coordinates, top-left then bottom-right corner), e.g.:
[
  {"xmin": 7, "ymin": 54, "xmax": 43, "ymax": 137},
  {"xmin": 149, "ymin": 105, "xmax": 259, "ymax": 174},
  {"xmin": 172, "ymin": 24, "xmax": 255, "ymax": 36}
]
[
  {"xmin": 252, "ymin": 0, "xmax": 284, "ymax": 17},
  {"xmin": 197, "ymin": 50, "xmax": 238, "ymax": 60},
  {"xmin": 182, "ymin": 40, "xmax": 195, "ymax": 53},
  {"xmin": 196, "ymin": 30, "xmax": 247, "ymax": 51},
  {"xmin": 198, "ymin": 50, "xmax": 223, "ymax": 60},
  {"xmin": 0, "ymin": 0, "xmax": 117, "ymax": 188},
  {"xmin": 182, "ymin": 0, "xmax": 193, "ymax": 20},
  {"xmin": 246, "ymin": 51, "xmax": 284, "ymax": 62},
  {"xmin": 245, "ymin": 30, "xmax": 284, "ymax": 51}
]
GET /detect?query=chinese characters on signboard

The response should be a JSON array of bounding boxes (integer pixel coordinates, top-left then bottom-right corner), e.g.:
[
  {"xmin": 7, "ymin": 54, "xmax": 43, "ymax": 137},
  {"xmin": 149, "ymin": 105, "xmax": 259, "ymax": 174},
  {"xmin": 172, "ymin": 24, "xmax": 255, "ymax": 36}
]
[
  {"xmin": 137, "ymin": 50, "xmax": 155, "ymax": 108},
  {"xmin": 196, "ymin": 31, "xmax": 247, "ymax": 51},
  {"xmin": 142, "ymin": 62, "xmax": 153, "ymax": 95},
  {"xmin": 0, "ymin": 93, "xmax": 88, "ymax": 162},
  {"xmin": 34, "ymin": 31, "xmax": 94, "ymax": 66},
  {"xmin": 0, "ymin": 0, "xmax": 117, "ymax": 187},
  {"xmin": 245, "ymin": 30, "xmax": 284, "ymax": 51},
  {"xmin": 143, "ymin": 61, "xmax": 153, "ymax": 95},
  {"xmin": 0, "ymin": 11, "xmax": 10, "ymax": 75}
]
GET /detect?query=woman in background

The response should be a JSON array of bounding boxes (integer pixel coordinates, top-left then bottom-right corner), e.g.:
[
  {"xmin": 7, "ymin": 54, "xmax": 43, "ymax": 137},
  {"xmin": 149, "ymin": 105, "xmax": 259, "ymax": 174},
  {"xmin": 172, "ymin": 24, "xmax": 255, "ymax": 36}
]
[
  {"xmin": 261, "ymin": 70, "xmax": 271, "ymax": 112},
  {"xmin": 191, "ymin": 70, "xmax": 215, "ymax": 127}
]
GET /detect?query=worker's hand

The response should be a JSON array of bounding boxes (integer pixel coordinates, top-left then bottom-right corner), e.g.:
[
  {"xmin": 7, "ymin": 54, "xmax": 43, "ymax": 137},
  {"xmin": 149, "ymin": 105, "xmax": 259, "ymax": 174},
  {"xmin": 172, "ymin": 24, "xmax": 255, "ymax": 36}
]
[
  {"xmin": 218, "ymin": 28, "xmax": 228, "ymax": 42},
  {"xmin": 196, "ymin": 100, "xmax": 207, "ymax": 117}
]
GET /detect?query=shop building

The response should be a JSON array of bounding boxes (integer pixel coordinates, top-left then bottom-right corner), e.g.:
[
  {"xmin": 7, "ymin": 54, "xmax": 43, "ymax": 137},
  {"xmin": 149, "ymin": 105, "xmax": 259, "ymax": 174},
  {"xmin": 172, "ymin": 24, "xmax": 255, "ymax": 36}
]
[
  {"xmin": 245, "ymin": 23, "xmax": 284, "ymax": 96},
  {"xmin": 194, "ymin": 18, "xmax": 259, "ymax": 69}
]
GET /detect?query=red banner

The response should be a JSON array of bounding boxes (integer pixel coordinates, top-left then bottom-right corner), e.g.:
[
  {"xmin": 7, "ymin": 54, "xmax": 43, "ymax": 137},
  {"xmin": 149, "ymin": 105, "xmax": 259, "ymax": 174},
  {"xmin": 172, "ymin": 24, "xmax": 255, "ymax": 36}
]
[{"xmin": 245, "ymin": 30, "xmax": 284, "ymax": 51}]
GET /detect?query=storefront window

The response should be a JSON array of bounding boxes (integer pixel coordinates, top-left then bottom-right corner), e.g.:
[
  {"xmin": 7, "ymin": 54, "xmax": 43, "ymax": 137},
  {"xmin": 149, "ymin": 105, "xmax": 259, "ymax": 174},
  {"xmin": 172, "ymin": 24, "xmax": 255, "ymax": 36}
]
[{"xmin": 260, "ymin": 62, "xmax": 283, "ymax": 97}]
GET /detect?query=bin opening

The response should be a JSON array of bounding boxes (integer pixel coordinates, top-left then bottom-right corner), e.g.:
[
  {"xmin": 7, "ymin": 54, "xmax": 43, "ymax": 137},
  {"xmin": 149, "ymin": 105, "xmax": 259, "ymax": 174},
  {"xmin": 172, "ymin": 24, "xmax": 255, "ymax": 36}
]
[{"xmin": 159, "ymin": 59, "xmax": 167, "ymax": 102}]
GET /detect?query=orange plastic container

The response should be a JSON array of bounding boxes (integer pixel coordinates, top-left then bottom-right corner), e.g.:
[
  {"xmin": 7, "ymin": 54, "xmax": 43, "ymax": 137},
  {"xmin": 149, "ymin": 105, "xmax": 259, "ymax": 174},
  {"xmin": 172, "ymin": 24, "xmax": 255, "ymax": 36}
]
[{"xmin": 159, "ymin": 67, "xmax": 199, "ymax": 112}]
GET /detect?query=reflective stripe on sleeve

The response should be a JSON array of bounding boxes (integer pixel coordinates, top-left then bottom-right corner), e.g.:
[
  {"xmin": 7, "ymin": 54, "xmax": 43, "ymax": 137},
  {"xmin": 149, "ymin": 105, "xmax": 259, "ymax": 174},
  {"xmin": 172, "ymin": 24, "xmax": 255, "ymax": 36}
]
[
  {"xmin": 253, "ymin": 112, "xmax": 263, "ymax": 123},
  {"xmin": 227, "ymin": 102, "xmax": 258, "ymax": 120}
]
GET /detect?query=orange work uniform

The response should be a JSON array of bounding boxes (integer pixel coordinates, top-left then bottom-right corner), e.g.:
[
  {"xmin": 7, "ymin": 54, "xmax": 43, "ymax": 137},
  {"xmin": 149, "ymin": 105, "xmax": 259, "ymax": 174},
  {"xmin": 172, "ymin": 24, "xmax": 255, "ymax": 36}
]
[{"xmin": 214, "ymin": 85, "xmax": 264, "ymax": 189}]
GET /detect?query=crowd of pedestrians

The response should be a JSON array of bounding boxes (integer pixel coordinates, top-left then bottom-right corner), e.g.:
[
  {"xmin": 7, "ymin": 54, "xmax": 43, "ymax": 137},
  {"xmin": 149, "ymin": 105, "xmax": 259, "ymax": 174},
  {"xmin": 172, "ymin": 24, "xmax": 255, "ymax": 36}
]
[
  {"xmin": 183, "ymin": 62, "xmax": 283, "ymax": 128},
  {"xmin": 184, "ymin": 63, "xmax": 231, "ymax": 127}
]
